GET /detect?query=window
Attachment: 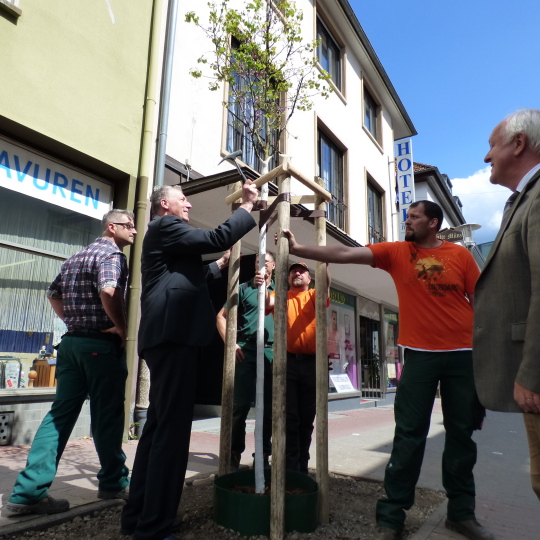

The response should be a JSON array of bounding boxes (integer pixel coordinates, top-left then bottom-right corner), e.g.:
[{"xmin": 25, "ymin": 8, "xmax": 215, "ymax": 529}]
[
  {"xmin": 367, "ymin": 181, "xmax": 385, "ymax": 243},
  {"xmin": 364, "ymin": 86, "xmax": 379, "ymax": 140},
  {"xmin": 0, "ymin": 0, "xmax": 22, "ymax": 17},
  {"xmin": 316, "ymin": 17, "xmax": 341, "ymax": 90},
  {"xmin": 225, "ymin": 41, "xmax": 277, "ymax": 173},
  {"xmin": 318, "ymin": 130, "xmax": 345, "ymax": 230}
]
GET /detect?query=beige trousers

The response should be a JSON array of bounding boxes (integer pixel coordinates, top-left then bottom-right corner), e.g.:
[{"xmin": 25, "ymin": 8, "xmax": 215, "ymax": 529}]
[{"xmin": 523, "ymin": 412, "xmax": 540, "ymax": 501}]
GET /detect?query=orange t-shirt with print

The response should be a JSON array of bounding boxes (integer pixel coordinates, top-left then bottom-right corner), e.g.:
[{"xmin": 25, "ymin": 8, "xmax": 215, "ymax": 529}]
[
  {"xmin": 270, "ymin": 289, "xmax": 329, "ymax": 354},
  {"xmin": 368, "ymin": 241, "xmax": 479, "ymax": 351}
]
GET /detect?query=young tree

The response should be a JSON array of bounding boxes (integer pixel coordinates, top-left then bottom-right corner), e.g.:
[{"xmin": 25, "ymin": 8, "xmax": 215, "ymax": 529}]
[
  {"xmin": 186, "ymin": 0, "xmax": 332, "ymax": 494},
  {"xmin": 186, "ymin": 0, "xmax": 332, "ymax": 171}
]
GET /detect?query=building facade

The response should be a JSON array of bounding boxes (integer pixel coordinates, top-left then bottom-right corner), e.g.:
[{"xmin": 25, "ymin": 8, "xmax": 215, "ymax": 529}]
[
  {"xmin": 162, "ymin": 0, "xmax": 417, "ymax": 403},
  {"xmin": 0, "ymin": 0, "xmax": 154, "ymax": 443}
]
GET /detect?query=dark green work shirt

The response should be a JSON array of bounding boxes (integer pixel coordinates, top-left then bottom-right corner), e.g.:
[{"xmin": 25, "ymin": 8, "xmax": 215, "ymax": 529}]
[{"xmin": 225, "ymin": 278, "xmax": 275, "ymax": 352}]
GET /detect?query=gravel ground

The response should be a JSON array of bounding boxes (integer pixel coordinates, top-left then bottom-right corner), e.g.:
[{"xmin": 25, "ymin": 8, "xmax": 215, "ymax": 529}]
[{"xmin": 3, "ymin": 473, "xmax": 445, "ymax": 540}]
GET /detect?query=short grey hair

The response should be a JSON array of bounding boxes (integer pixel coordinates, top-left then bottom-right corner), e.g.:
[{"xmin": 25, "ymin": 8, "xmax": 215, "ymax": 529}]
[
  {"xmin": 150, "ymin": 185, "xmax": 183, "ymax": 215},
  {"xmin": 503, "ymin": 109, "xmax": 540, "ymax": 154},
  {"xmin": 102, "ymin": 209, "xmax": 134, "ymax": 231}
]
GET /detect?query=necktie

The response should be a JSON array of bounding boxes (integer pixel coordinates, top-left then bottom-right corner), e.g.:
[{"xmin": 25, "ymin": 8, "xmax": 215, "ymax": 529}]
[{"xmin": 501, "ymin": 191, "xmax": 519, "ymax": 225}]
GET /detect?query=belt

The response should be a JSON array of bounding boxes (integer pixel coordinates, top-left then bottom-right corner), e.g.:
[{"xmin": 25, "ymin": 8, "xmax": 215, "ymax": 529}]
[
  {"xmin": 287, "ymin": 352, "xmax": 316, "ymax": 360},
  {"xmin": 63, "ymin": 329, "xmax": 120, "ymax": 342}
]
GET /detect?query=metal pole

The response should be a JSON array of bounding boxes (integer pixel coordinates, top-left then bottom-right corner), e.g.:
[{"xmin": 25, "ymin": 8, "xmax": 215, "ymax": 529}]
[
  {"xmin": 154, "ymin": 0, "xmax": 179, "ymax": 187},
  {"xmin": 124, "ymin": 0, "xmax": 165, "ymax": 437}
]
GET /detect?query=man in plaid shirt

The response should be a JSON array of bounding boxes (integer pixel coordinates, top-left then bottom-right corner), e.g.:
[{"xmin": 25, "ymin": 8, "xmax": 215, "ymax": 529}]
[{"xmin": 4, "ymin": 209, "xmax": 136, "ymax": 517}]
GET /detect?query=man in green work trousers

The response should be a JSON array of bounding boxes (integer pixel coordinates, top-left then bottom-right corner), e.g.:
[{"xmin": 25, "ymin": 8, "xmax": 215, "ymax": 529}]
[
  {"xmin": 3, "ymin": 209, "xmax": 135, "ymax": 516},
  {"xmin": 216, "ymin": 251, "xmax": 275, "ymax": 471}
]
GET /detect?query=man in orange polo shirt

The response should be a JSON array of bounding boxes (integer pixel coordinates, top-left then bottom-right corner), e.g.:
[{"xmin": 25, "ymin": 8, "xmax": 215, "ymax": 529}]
[
  {"xmin": 280, "ymin": 200, "xmax": 493, "ymax": 540},
  {"xmin": 266, "ymin": 262, "xmax": 330, "ymax": 473}
]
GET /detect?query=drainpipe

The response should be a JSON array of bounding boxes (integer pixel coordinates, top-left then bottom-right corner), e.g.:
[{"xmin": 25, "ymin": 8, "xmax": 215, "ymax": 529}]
[
  {"xmin": 124, "ymin": 0, "xmax": 166, "ymax": 437},
  {"xmin": 154, "ymin": 0, "xmax": 179, "ymax": 187}
]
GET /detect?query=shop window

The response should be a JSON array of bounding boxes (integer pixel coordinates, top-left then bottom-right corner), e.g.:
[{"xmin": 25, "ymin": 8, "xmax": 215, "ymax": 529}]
[
  {"xmin": 318, "ymin": 129, "xmax": 345, "ymax": 230},
  {"xmin": 0, "ymin": 187, "xmax": 101, "ymax": 389},
  {"xmin": 367, "ymin": 180, "xmax": 385, "ymax": 243},
  {"xmin": 364, "ymin": 86, "xmax": 379, "ymax": 141},
  {"xmin": 359, "ymin": 315, "xmax": 381, "ymax": 398},
  {"xmin": 316, "ymin": 17, "xmax": 341, "ymax": 90},
  {"xmin": 327, "ymin": 288, "xmax": 357, "ymax": 393}
]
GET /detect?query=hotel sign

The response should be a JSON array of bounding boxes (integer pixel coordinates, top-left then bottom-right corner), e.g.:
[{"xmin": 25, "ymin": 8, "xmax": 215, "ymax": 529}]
[
  {"xmin": 395, "ymin": 138, "xmax": 414, "ymax": 241},
  {"xmin": 0, "ymin": 138, "xmax": 112, "ymax": 220},
  {"xmin": 437, "ymin": 229, "xmax": 463, "ymax": 243}
]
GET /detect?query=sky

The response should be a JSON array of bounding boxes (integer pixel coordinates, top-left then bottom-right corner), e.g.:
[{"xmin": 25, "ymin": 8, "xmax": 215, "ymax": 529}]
[{"xmin": 348, "ymin": 0, "xmax": 540, "ymax": 244}]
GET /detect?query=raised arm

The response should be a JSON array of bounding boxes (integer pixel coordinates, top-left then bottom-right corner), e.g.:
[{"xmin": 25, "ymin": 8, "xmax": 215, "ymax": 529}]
[{"xmin": 282, "ymin": 229, "xmax": 375, "ymax": 266}]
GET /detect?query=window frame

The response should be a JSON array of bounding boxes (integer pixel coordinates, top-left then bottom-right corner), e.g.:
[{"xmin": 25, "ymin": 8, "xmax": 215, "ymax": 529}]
[
  {"xmin": 363, "ymin": 85, "xmax": 380, "ymax": 143},
  {"xmin": 318, "ymin": 128, "xmax": 346, "ymax": 231},
  {"xmin": 316, "ymin": 16, "xmax": 342, "ymax": 91},
  {"xmin": 367, "ymin": 178, "xmax": 385, "ymax": 244},
  {"xmin": 224, "ymin": 40, "xmax": 278, "ymax": 174},
  {"xmin": 0, "ymin": 0, "xmax": 22, "ymax": 17}
]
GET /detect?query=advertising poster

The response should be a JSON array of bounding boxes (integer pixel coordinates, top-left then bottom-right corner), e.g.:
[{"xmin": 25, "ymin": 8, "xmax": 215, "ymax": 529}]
[{"xmin": 328, "ymin": 288, "xmax": 357, "ymax": 389}]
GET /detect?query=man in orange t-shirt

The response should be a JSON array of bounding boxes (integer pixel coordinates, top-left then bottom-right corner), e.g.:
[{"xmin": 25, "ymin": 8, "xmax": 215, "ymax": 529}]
[
  {"xmin": 280, "ymin": 201, "xmax": 493, "ymax": 540},
  {"xmin": 267, "ymin": 262, "xmax": 330, "ymax": 473}
]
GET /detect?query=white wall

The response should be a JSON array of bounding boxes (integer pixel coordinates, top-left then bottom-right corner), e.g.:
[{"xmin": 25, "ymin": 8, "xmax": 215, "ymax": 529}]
[{"xmin": 169, "ymin": 0, "xmax": 408, "ymax": 247}]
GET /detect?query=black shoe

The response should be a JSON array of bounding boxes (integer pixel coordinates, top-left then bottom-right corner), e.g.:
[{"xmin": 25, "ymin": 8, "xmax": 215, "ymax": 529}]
[
  {"xmin": 445, "ymin": 518, "xmax": 494, "ymax": 540},
  {"xmin": 375, "ymin": 525, "xmax": 401, "ymax": 540},
  {"xmin": 3, "ymin": 496, "xmax": 70, "ymax": 516},
  {"xmin": 98, "ymin": 486, "xmax": 129, "ymax": 501}
]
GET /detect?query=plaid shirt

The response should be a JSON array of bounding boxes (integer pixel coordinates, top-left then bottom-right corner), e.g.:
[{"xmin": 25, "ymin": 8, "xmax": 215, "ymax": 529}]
[{"xmin": 47, "ymin": 237, "xmax": 128, "ymax": 330}]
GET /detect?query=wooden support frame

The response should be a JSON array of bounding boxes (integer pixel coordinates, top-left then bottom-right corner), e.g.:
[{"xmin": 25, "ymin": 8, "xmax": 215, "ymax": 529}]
[
  {"xmin": 221, "ymin": 164, "xmax": 331, "ymax": 539},
  {"xmin": 218, "ymin": 181, "xmax": 243, "ymax": 477}
]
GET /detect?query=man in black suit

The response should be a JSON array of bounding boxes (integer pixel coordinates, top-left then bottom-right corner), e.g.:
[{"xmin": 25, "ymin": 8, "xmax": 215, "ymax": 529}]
[{"xmin": 121, "ymin": 181, "xmax": 258, "ymax": 540}]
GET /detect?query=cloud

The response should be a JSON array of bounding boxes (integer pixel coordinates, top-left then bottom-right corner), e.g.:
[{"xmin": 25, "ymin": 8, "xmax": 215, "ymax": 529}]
[{"xmin": 451, "ymin": 166, "xmax": 509, "ymax": 244}]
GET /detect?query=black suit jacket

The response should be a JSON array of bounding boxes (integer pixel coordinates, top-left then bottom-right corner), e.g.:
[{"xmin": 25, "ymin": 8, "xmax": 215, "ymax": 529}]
[{"xmin": 138, "ymin": 208, "xmax": 256, "ymax": 355}]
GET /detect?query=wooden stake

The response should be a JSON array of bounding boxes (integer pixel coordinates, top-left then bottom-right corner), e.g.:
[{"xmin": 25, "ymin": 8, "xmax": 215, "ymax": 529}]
[
  {"xmin": 219, "ymin": 182, "xmax": 242, "ymax": 477},
  {"xmin": 287, "ymin": 164, "xmax": 332, "ymax": 202},
  {"xmin": 314, "ymin": 175, "xmax": 329, "ymax": 524},
  {"xmin": 270, "ymin": 173, "xmax": 290, "ymax": 540}
]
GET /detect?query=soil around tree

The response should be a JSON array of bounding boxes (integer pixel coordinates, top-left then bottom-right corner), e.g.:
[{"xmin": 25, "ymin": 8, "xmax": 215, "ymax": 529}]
[{"xmin": 2, "ymin": 472, "xmax": 446, "ymax": 540}]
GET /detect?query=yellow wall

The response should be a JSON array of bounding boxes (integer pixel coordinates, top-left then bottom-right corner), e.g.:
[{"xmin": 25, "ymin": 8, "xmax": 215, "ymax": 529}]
[{"xmin": 0, "ymin": 0, "xmax": 153, "ymax": 177}]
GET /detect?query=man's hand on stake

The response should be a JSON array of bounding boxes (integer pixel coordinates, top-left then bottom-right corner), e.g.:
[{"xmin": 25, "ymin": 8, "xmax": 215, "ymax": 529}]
[
  {"xmin": 281, "ymin": 229, "xmax": 298, "ymax": 254},
  {"xmin": 254, "ymin": 270, "xmax": 265, "ymax": 287},
  {"xmin": 216, "ymin": 249, "xmax": 232, "ymax": 270}
]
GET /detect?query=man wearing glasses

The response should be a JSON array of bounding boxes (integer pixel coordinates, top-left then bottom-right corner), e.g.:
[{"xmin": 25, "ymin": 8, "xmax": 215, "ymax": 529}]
[{"xmin": 4, "ymin": 209, "xmax": 137, "ymax": 516}]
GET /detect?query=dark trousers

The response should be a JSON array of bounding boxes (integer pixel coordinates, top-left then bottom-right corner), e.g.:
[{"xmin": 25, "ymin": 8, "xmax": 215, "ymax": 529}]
[
  {"xmin": 10, "ymin": 334, "xmax": 129, "ymax": 504},
  {"xmin": 376, "ymin": 349, "xmax": 477, "ymax": 531},
  {"xmin": 285, "ymin": 353, "xmax": 316, "ymax": 473},
  {"xmin": 121, "ymin": 344, "xmax": 198, "ymax": 540},
  {"xmin": 231, "ymin": 347, "xmax": 273, "ymax": 461}
]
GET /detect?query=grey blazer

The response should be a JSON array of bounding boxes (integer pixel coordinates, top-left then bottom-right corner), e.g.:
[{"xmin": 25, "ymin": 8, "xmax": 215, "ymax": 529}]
[{"xmin": 474, "ymin": 170, "xmax": 540, "ymax": 412}]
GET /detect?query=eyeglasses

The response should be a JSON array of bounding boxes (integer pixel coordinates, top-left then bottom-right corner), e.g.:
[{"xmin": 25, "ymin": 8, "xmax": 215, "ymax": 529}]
[{"xmin": 113, "ymin": 222, "xmax": 136, "ymax": 231}]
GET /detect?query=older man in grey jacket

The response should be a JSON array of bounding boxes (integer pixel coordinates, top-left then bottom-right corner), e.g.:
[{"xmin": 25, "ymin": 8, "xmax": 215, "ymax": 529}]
[{"xmin": 474, "ymin": 108, "xmax": 540, "ymax": 501}]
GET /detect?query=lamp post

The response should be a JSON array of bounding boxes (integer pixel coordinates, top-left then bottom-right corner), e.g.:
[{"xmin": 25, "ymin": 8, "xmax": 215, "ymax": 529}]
[{"xmin": 454, "ymin": 223, "xmax": 481, "ymax": 248}]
